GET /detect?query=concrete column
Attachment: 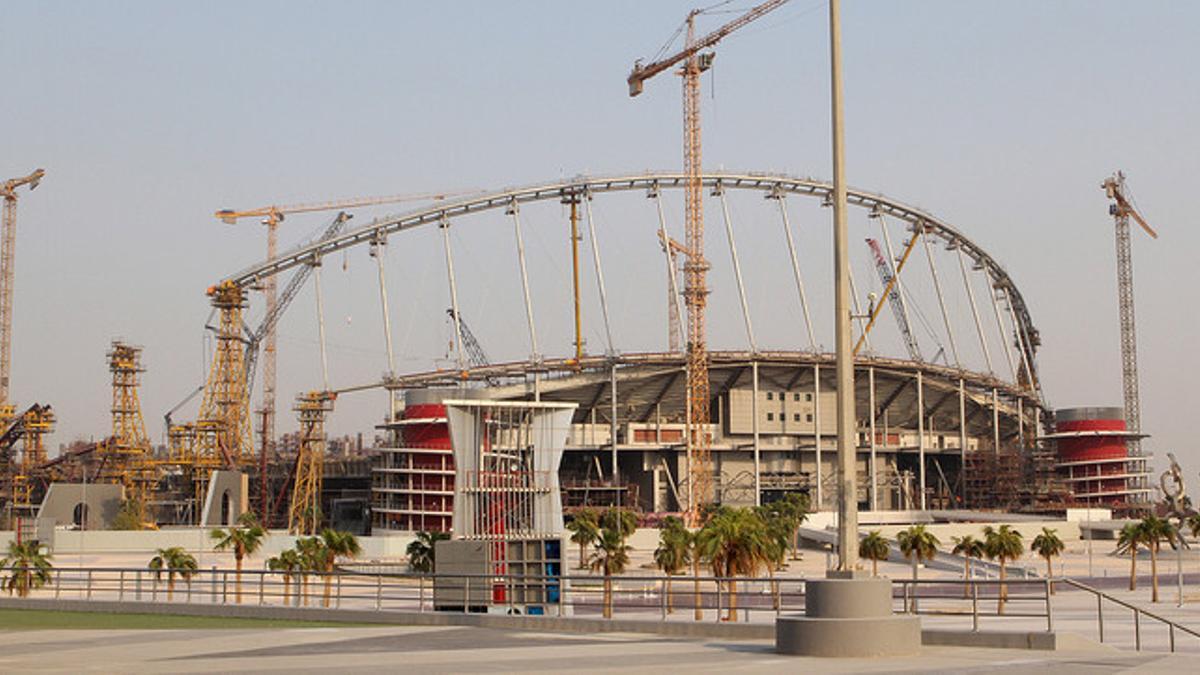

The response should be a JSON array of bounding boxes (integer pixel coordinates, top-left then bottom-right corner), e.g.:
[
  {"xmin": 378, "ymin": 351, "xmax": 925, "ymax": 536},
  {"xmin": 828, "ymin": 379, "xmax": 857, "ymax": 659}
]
[
  {"xmin": 868, "ymin": 366, "xmax": 877, "ymax": 511},
  {"xmin": 752, "ymin": 360, "xmax": 761, "ymax": 506},
  {"xmin": 814, "ymin": 363, "xmax": 822, "ymax": 509},
  {"xmin": 958, "ymin": 378, "xmax": 967, "ymax": 505},
  {"xmin": 992, "ymin": 387, "xmax": 1000, "ymax": 454},
  {"xmin": 611, "ymin": 363, "xmax": 619, "ymax": 485},
  {"xmin": 917, "ymin": 371, "xmax": 926, "ymax": 511}
]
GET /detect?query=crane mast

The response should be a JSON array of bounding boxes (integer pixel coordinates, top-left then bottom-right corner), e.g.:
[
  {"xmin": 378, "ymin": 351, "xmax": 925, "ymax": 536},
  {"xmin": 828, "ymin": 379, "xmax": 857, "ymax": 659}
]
[
  {"xmin": 0, "ymin": 169, "xmax": 44, "ymax": 418},
  {"xmin": 1102, "ymin": 172, "xmax": 1157, "ymax": 464},
  {"xmin": 628, "ymin": 0, "xmax": 788, "ymax": 524}
]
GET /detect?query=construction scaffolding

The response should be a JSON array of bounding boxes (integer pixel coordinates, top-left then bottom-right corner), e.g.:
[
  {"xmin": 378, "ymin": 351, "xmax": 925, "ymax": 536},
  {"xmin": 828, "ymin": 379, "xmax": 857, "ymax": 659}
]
[{"xmin": 289, "ymin": 391, "xmax": 334, "ymax": 534}]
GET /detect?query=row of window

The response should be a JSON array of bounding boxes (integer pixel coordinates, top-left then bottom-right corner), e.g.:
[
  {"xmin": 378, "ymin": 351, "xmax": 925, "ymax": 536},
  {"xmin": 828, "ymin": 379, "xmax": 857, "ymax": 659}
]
[
  {"xmin": 765, "ymin": 392, "xmax": 814, "ymax": 402},
  {"xmin": 765, "ymin": 412, "xmax": 814, "ymax": 423}
]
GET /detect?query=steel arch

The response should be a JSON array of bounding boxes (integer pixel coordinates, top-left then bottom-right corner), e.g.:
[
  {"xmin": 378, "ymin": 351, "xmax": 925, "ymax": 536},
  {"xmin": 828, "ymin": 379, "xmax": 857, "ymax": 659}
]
[{"xmin": 219, "ymin": 171, "xmax": 1041, "ymax": 392}]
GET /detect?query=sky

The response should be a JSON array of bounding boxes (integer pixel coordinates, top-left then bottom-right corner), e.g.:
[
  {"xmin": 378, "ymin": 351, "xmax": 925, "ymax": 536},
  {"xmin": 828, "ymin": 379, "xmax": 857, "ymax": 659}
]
[{"xmin": 2, "ymin": 1, "xmax": 1197, "ymax": 488}]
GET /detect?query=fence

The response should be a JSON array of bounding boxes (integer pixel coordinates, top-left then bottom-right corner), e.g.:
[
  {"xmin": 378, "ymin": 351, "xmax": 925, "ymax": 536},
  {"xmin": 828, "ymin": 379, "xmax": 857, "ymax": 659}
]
[{"xmin": 10, "ymin": 567, "xmax": 1200, "ymax": 653}]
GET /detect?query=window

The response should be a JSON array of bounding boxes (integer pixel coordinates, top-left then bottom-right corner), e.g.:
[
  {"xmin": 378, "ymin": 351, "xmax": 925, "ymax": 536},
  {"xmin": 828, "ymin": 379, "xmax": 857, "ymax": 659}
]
[
  {"xmin": 793, "ymin": 413, "xmax": 801, "ymax": 422},
  {"xmin": 806, "ymin": 393, "xmax": 813, "ymax": 402},
  {"xmin": 806, "ymin": 414, "xmax": 814, "ymax": 422},
  {"xmin": 766, "ymin": 392, "xmax": 773, "ymax": 401},
  {"xmin": 766, "ymin": 412, "xmax": 774, "ymax": 421},
  {"xmin": 793, "ymin": 393, "xmax": 800, "ymax": 401}
]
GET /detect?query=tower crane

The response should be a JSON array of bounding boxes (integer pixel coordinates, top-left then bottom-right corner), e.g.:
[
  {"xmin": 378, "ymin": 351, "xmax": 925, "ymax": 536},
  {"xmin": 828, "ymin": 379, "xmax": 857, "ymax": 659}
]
[
  {"xmin": 0, "ymin": 169, "xmax": 44, "ymax": 420},
  {"xmin": 214, "ymin": 190, "xmax": 471, "ymax": 479},
  {"xmin": 1102, "ymin": 172, "xmax": 1157, "ymax": 462},
  {"xmin": 628, "ymin": 0, "xmax": 789, "ymax": 525}
]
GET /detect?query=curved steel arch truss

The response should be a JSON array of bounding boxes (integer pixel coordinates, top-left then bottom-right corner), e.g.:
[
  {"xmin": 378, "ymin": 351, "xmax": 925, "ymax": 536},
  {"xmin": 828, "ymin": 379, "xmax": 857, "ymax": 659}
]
[{"xmin": 220, "ymin": 171, "xmax": 1042, "ymax": 395}]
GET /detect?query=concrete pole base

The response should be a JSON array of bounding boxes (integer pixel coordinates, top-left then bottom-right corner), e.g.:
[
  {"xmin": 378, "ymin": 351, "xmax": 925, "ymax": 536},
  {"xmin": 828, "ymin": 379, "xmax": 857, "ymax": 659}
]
[{"xmin": 776, "ymin": 578, "xmax": 920, "ymax": 657}]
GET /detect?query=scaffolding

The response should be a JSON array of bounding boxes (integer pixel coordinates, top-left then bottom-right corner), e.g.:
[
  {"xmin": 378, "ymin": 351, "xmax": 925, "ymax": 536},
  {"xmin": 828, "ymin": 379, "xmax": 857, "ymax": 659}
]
[
  {"xmin": 289, "ymin": 391, "xmax": 334, "ymax": 534},
  {"xmin": 95, "ymin": 341, "xmax": 158, "ymax": 516}
]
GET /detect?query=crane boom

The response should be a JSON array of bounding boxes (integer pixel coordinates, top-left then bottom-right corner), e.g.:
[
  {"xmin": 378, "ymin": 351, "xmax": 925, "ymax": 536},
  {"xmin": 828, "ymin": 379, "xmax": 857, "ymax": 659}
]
[{"xmin": 627, "ymin": 0, "xmax": 790, "ymax": 96}]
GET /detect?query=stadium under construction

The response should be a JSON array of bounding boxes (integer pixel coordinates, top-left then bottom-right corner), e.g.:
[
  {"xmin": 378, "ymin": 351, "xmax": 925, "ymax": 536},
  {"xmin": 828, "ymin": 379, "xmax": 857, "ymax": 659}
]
[{"xmin": 0, "ymin": 171, "xmax": 1155, "ymax": 534}]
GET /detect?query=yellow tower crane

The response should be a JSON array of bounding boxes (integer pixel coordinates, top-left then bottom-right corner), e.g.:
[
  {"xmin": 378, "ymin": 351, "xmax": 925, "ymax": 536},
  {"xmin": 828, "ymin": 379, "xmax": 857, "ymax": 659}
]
[
  {"xmin": 0, "ymin": 168, "xmax": 44, "ymax": 427},
  {"xmin": 628, "ymin": 0, "xmax": 789, "ymax": 525},
  {"xmin": 214, "ymin": 190, "xmax": 473, "ymax": 482},
  {"xmin": 288, "ymin": 390, "xmax": 335, "ymax": 535},
  {"xmin": 98, "ymin": 341, "xmax": 157, "ymax": 520}
]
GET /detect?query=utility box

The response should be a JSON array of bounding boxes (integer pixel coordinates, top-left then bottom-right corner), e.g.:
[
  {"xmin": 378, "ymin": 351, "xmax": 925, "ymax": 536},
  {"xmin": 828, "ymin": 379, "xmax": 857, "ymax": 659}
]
[
  {"xmin": 432, "ymin": 537, "xmax": 565, "ymax": 615},
  {"xmin": 433, "ymin": 540, "xmax": 491, "ymax": 611}
]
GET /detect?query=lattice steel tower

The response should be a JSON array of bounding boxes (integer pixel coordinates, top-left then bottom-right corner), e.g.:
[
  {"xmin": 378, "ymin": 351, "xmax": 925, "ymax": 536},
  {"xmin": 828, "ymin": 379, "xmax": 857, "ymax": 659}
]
[
  {"xmin": 289, "ymin": 391, "xmax": 334, "ymax": 535},
  {"xmin": 1102, "ymin": 172, "xmax": 1157, "ymax": 462}
]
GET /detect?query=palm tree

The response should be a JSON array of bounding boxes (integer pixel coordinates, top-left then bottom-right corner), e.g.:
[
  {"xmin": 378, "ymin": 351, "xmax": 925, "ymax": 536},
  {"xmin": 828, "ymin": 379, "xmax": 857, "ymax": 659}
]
[
  {"xmin": 588, "ymin": 527, "xmax": 631, "ymax": 619},
  {"xmin": 1030, "ymin": 527, "xmax": 1065, "ymax": 594},
  {"xmin": 897, "ymin": 525, "xmax": 940, "ymax": 613},
  {"xmin": 295, "ymin": 536, "xmax": 326, "ymax": 606},
  {"xmin": 1187, "ymin": 513, "xmax": 1200, "ymax": 539},
  {"xmin": 0, "ymin": 541, "xmax": 53, "ymax": 598},
  {"xmin": 753, "ymin": 507, "xmax": 791, "ymax": 610},
  {"xmin": 566, "ymin": 509, "xmax": 601, "ymax": 569},
  {"xmin": 148, "ymin": 547, "xmax": 198, "ymax": 601},
  {"xmin": 654, "ymin": 517, "xmax": 690, "ymax": 614},
  {"xmin": 695, "ymin": 508, "xmax": 769, "ymax": 622},
  {"xmin": 1116, "ymin": 523, "xmax": 1142, "ymax": 591},
  {"xmin": 1139, "ymin": 515, "xmax": 1175, "ymax": 603},
  {"xmin": 983, "ymin": 525, "xmax": 1023, "ymax": 613},
  {"xmin": 772, "ymin": 493, "xmax": 810, "ymax": 560},
  {"xmin": 951, "ymin": 535, "xmax": 985, "ymax": 598},
  {"xmin": 318, "ymin": 529, "xmax": 362, "ymax": 607},
  {"xmin": 601, "ymin": 507, "xmax": 637, "ymax": 543},
  {"xmin": 406, "ymin": 530, "xmax": 450, "ymax": 574},
  {"xmin": 859, "ymin": 531, "xmax": 890, "ymax": 578},
  {"xmin": 210, "ymin": 511, "xmax": 266, "ymax": 604},
  {"xmin": 266, "ymin": 549, "xmax": 302, "ymax": 604}
]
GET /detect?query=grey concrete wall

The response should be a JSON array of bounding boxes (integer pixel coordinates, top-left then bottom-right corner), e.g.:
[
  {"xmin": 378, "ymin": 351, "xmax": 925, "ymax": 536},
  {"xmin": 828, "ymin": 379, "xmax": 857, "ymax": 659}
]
[
  {"xmin": 36, "ymin": 483, "xmax": 123, "ymax": 531},
  {"xmin": 200, "ymin": 470, "xmax": 249, "ymax": 527}
]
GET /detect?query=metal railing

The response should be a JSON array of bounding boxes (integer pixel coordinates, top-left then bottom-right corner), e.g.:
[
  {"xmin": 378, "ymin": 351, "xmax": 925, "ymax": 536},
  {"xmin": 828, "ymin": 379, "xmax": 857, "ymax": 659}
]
[
  {"xmin": 11, "ymin": 566, "xmax": 1200, "ymax": 652},
  {"xmin": 1060, "ymin": 578, "xmax": 1200, "ymax": 653}
]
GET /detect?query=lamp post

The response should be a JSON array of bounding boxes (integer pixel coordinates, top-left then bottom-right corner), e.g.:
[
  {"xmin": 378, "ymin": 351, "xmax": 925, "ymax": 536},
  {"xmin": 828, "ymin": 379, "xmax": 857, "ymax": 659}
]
[{"xmin": 829, "ymin": 0, "xmax": 857, "ymax": 575}]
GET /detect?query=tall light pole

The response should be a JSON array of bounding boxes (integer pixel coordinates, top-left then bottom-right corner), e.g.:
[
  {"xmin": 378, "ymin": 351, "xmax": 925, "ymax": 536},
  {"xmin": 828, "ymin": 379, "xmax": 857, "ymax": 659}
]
[{"xmin": 829, "ymin": 0, "xmax": 857, "ymax": 573}]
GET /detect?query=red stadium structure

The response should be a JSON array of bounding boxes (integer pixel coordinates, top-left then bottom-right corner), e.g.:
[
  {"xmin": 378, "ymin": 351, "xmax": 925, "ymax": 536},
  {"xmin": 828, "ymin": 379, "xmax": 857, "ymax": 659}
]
[{"xmin": 1050, "ymin": 407, "xmax": 1151, "ymax": 508}]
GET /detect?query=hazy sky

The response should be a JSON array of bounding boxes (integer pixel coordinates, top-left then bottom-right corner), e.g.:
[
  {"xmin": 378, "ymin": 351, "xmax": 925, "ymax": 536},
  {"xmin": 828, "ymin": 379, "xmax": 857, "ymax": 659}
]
[{"xmin": 2, "ymin": 2, "xmax": 1198, "ymax": 487}]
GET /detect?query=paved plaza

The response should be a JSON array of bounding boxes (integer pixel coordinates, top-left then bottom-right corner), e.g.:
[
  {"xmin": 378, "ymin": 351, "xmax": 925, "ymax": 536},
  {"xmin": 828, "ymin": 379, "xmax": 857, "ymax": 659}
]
[{"xmin": 0, "ymin": 624, "xmax": 1193, "ymax": 674}]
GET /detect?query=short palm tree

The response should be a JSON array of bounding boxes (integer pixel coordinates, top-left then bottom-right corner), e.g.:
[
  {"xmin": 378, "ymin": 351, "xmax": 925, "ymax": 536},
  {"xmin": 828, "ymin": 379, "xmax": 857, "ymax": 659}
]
[
  {"xmin": 601, "ymin": 507, "xmax": 637, "ymax": 543},
  {"xmin": 407, "ymin": 530, "xmax": 450, "ymax": 574},
  {"xmin": 1030, "ymin": 527, "xmax": 1065, "ymax": 594},
  {"xmin": 654, "ymin": 516, "xmax": 691, "ymax": 614},
  {"xmin": 1115, "ymin": 523, "xmax": 1143, "ymax": 591},
  {"xmin": 566, "ymin": 509, "xmax": 601, "ymax": 569},
  {"xmin": 1187, "ymin": 513, "xmax": 1200, "ymax": 539},
  {"xmin": 588, "ymin": 527, "xmax": 631, "ymax": 619},
  {"xmin": 983, "ymin": 525, "xmax": 1023, "ymax": 613},
  {"xmin": 753, "ymin": 507, "xmax": 791, "ymax": 610},
  {"xmin": 951, "ymin": 534, "xmax": 985, "ymax": 598},
  {"xmin": 859, "ymin": 531, "xmax": 890, "ymax": 578},
  {"xmin": 897, "ymin": 525, "xmax": 940, "ymax": 613},
  {"xmin": 318, "ymin": 529, "xmax": 362, "ymax": 607},
  {"xmin": 0, "ymin": 540, "xmax": 53, "ymax": 598},
  {"xmin": 148, "ymin": 546, "xmax": 197, "ymax": 601},
  {"xmin": 210, "ymin": 511, "xmax": 266, "ymax": 604},
  {"xmin": 1139, "ymin": 515, "xmax": 1175, "ymax": 603},
  {"xmin": 266, "ymin": 549, "xmax": 302, "ymax": 604},
  {"xmin": 296, "ymin": 536, "xmax": 327, "ymax": 606},
  {"xmin": 695, "ymin": 508, "xmax": 769, "ymax": 622},
  {"xmin": 771, "ymin": 493, "xmax": 810, "ymax": 560}
]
